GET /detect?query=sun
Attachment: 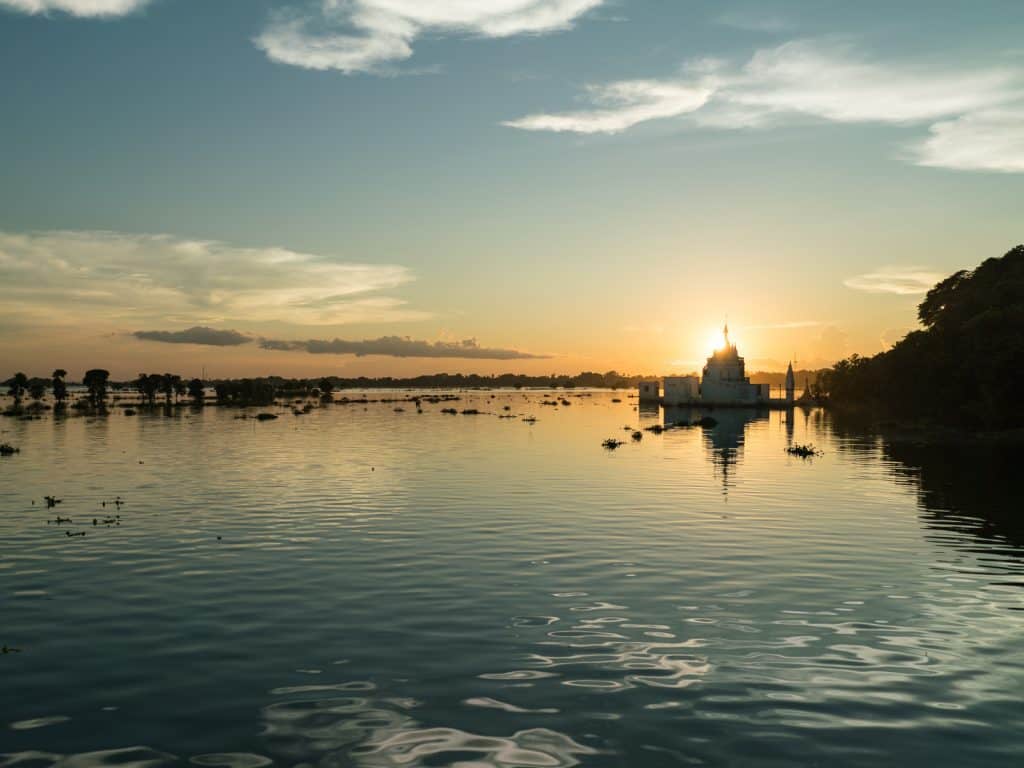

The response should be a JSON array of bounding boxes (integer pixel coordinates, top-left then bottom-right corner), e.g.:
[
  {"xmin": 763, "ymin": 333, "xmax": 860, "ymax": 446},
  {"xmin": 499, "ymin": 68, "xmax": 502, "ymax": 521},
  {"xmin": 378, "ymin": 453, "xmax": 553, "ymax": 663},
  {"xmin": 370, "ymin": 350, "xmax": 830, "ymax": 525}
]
[{"xmin": 706, "ymin": 328, "xmax": 727, "ymax": 353}]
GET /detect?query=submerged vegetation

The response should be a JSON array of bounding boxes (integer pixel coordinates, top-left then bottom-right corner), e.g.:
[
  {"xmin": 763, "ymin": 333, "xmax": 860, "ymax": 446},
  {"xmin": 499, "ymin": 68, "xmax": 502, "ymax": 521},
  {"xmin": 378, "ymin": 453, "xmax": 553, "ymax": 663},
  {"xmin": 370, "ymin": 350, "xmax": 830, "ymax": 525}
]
[{"xmin": 818, "ymin": 245, "xmax": 1024, "ymax": 430}]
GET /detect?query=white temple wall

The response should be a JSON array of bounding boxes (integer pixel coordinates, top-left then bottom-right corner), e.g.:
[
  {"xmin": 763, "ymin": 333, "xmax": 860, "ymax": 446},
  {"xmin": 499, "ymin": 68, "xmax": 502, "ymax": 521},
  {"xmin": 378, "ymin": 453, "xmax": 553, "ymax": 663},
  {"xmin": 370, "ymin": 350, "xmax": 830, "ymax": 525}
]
[{"xmin": 663, "ymin": 376, "xmax": 699, "ymax": 405}]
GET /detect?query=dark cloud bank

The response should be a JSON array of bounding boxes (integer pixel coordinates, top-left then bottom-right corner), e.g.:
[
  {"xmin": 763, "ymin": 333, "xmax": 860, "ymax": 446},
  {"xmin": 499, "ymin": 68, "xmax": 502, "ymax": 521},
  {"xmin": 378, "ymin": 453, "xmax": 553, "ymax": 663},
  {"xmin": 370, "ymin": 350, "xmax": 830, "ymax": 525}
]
[
  {"xmin": 261, "ymin": 336, "xmax": 547, "ymax": 360},
  {"xmin": 133, "ymin": 327, "xmax": 252, "ymax": 346},
  {"xmin": 134, "ymin": 328, "xmax": 545, "ymax": 360}
]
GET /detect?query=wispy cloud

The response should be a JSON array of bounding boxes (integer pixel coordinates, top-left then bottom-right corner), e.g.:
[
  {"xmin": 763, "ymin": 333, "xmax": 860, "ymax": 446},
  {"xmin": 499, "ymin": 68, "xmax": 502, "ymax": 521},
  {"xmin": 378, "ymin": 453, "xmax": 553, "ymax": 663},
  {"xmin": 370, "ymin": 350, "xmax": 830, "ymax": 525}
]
[
  {"xmin": 915, "ymin": 109, "xmax": 1024, "ymax": 173},
  {"xmin": 133, "ymin": 327, "xmax": 253, "ymax": 347},
  {"xmin": 255, "ymin": 0, "xmax": 604, "ymax": 74},
  {"xmin": 504, "ymin": 80, "xmax": 712, "ymax": 134},
  {"xmin": 844, "ymin": 267, "xmax": 944, "ymax": 295},
  {"xmin": 0, "ymin": 0, "xmax": 148, "ymax": 16},
  {"xmin": 0, "ymin": 229, "xmax": 424, "ymax": 327},
  {"xmin": 505, "ymin": 38, "xmax": 1024, "ymax": 172},
  {"xmin": 260, "ymin": 336, "xmax": 547, "ymax": 359}
]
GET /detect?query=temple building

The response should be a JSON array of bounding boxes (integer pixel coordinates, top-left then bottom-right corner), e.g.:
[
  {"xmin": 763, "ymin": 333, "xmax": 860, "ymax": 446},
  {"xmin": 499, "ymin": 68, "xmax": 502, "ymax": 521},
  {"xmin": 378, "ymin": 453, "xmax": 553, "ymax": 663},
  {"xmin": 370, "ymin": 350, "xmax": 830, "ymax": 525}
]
[{"xmin": 639, "ymin": 324, "xmax": 796, "ymax": 407}]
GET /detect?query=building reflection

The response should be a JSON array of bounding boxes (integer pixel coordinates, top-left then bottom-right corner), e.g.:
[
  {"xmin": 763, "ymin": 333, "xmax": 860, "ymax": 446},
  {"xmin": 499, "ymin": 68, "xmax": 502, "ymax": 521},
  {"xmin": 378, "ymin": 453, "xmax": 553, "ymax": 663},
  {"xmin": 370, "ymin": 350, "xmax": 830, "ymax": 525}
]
[{"xmin": 661, "ymin": 406, "xmax": 770, "ymax": 495}]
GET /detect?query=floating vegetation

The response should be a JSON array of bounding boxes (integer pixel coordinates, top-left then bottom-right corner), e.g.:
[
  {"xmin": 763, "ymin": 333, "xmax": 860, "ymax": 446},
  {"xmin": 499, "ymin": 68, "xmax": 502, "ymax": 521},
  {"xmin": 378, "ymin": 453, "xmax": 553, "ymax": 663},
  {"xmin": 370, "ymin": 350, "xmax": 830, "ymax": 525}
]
[
  {"xmin": 602, "ymin": 438, "xmax": 625, "ymax": 449},
  {"xmin": 0, "ymin": 443, "xmax": 19, "ymax": 456},
  {"xmin": 44, "ymin": 495, "xmax": 62, "ymax": 508},
  {"xmin": 522, "ymin": 416, "xmax": 537, "ymax": 423},
  {"xmin": 256, "ymin": 413, "xmax": 278, "ymax": 421},
  {"xmin": 631, "ymin": 431, "xmax": 643, "ymax": 441},
  {"xmin": 786, "ymin": 443, "xmax": 823, "ymax": 458},
  {"xmin": 441, "ymin": 408, "xmax": 458, "ymax": 415},
  {"xmin": 461, "ymin": 409, "xmax": 483, "ymax": 415},
  {"xmin": 644, "ymin": 424, "xmax": 665, "ymax": 434},
  {"xmin": 612, "ymin": 398, "xmax": 622, "ymax": 403}
]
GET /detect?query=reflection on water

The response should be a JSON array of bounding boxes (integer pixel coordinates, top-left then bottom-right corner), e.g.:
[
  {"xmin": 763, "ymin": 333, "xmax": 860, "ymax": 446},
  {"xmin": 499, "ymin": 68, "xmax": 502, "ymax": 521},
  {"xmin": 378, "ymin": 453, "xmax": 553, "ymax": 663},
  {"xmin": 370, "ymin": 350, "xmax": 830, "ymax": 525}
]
[
  {"xmin": 1, "ymin": 392, "xmax": 1023, "ymax": 767},
  {"xmin": 659, "ymin": 405, "xmax": 771, "ymax": 495}
]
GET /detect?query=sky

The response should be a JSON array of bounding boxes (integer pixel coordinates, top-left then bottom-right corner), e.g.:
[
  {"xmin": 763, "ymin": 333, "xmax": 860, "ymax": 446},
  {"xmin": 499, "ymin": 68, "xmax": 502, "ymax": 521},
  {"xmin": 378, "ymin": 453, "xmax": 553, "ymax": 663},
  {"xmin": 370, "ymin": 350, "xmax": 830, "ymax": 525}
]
[{"xmin": 1, "ymin": 0, "xmax": 1022, "ymax": 380}]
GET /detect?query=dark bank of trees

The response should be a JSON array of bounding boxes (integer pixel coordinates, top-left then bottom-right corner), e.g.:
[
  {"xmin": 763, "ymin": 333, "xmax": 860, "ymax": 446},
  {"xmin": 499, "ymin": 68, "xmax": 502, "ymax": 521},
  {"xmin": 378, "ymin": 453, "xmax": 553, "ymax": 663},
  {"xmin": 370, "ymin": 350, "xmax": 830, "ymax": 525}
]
[
  {"xmin": 5, "ymin": 368, "xmax": 658, "ymax": 415},
  {"xmin": 819, "ymin": 244, "xmax": 1024, "ymax": 430}
]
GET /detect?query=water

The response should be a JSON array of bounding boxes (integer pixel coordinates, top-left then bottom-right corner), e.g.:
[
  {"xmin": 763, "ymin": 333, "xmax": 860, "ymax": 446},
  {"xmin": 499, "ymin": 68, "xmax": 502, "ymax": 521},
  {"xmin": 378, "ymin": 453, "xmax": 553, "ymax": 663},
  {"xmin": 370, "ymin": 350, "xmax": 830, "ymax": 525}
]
[{"xmin": 1, "ymin": 392, "xmax": 1022, "ymax": 767}]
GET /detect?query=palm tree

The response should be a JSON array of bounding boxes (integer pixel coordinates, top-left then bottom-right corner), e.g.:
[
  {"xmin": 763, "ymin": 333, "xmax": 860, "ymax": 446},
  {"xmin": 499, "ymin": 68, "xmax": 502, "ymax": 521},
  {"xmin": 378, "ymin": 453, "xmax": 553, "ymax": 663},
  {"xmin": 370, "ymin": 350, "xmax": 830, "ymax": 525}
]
[{"xmin": 83, "ymin": 369, "xmax": 110, "ymax": 409}]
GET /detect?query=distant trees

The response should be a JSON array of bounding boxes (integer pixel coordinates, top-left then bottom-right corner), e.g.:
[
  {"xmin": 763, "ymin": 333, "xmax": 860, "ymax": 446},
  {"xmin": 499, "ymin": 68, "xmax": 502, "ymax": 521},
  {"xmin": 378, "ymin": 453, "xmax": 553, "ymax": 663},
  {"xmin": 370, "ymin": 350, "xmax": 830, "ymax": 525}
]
[
  {"xmin": 214, "ymin": 379, "xmax": 276, "ymax": 406},
  {"xmin": 135, "ymin": 373, "xmax": 160, "ymax": 406},
  {"xmin": 52, "ymin": 370, "xmax": 68, "ymax": 407},
  {"xmin": 820, "ymin": 244, "xmax": 1024, "ymax": 429},
  {"xmin": 28, "ymin": 380, "xmax": 46, "ymax": 402},
  {"xmin": 6, "ymin": 372, "xmax": 28, "ymax": 405},
  {"xmin": 188, "ymin": 378, "xmax": 205, "ymax": 405},
  {"xmin": 159, "ymin": 373, "xmax": 182, "ymax": 406},
  {"xmin": 83, "ymin": 369, "xmax": 110, "ymax": 409},
  {"xmin": 319, "ymin": 377, "xmax": 334, "ymax": 402}
]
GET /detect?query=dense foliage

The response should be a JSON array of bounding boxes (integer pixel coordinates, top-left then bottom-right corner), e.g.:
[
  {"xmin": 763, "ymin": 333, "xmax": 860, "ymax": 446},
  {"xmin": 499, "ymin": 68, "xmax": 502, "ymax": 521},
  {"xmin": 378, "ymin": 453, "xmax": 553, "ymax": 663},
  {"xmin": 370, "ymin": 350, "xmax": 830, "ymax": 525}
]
[{"xmin": 819, "ymin": 245, "xmax": 1024, "ymax": 429}]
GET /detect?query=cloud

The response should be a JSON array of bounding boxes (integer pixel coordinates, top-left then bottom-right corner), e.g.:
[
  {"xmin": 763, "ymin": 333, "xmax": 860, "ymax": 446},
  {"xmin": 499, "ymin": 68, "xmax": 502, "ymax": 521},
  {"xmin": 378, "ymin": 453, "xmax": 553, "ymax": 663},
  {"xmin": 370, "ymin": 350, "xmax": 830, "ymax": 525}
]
[
  {"xmin": 914, "ymin": 109, "xmax": 1024, "ymax": 173},
  {"xmin": 260, "ymin": 335, "xmax": 547, "ymax": 359},
  {"xmin": 133, "ymin": 326, "xmax": 253, "ymax": 346},
  {"xmin": 717, "ymin": 40, "xmax": 1019, "ymax": 126},
  {"xmin": 0, "ymin": 229, "xmax": 424, "ymax": 327},
  {"xmin": 0, "ymin": 0, "xmax": 148, "ymax": 16},
  {"xmin": 505, "ymin": 38, "xmax": 1024, "ymax": 172},
  {"xmin": 255, "ymin": 0, "xmax": 604, "ymax": 74},
  {"xmin": 844, "ymin": 267, "xmax": 944, "ymax": 295},
  {"xmin": 503, "ymin": 80, "xmax": 712, "ymax": 134}
]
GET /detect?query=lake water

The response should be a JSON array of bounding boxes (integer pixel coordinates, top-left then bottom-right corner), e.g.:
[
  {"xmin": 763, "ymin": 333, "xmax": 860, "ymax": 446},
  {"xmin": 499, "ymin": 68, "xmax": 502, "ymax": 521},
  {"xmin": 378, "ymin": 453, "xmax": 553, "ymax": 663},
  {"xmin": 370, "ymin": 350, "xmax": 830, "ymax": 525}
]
[{"xmin": 2, "ymin": 391, "xmax": 1022, "ymax": 767}]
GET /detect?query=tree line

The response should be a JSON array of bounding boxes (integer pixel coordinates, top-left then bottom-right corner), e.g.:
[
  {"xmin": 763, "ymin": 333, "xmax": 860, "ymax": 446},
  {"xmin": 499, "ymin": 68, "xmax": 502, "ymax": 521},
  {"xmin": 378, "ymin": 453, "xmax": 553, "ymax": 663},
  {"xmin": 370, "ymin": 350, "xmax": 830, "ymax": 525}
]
[
  {"xmin": 4, "ymin": 369, "xmax": 660, "ymax": 413},
  {"xmin": 817, "ymin": 244, "xmax": 1024, "ymax": 430}
]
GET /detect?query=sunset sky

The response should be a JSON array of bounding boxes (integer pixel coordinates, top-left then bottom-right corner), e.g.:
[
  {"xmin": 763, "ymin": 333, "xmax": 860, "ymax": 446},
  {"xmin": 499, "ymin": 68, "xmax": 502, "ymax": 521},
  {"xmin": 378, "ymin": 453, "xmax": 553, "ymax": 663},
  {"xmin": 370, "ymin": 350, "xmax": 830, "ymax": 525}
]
[{"xmin": 1, "ymin": 0, "xmax": 1021, "ymax": 380}]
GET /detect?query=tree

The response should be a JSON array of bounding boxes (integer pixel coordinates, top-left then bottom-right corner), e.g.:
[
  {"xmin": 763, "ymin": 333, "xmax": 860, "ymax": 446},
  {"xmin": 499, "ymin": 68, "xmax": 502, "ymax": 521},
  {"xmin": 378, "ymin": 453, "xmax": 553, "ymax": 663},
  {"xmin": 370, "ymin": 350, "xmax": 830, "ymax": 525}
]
[
  {"xmin": 319, "ymin": 377, "xmax": 335, "ymax": 402},
  {"xmin": 7, "ymin": 372, "xmax": 28, "ymax": 404},
  {"xmin": 174, "ymin": 378, "xmax": 188, "ymax": 403},
  {"xmin": 83, "ymin": 369, "xmax": 110, "ymax": 409},
  {"xmin": 28, "ymin": 380, "xmax": 46, "ymax": 402},
  {"xmin": 822, "ymin": 244, "xmax": 1024, "ymax": 429},
  {"xmin": 188, "ymin": 378, "xmax": 205, "ymax": 405},
  {"xmin": 135, "ymin": 374, "xmax": 160, "ymax": 406},
  {"xmin": 52, "ymin": 369, "xmax": 68, "ymax": 406},
  {"xmin": 160, "ymin": 373, "xmax": 182, "ymax": 406}
]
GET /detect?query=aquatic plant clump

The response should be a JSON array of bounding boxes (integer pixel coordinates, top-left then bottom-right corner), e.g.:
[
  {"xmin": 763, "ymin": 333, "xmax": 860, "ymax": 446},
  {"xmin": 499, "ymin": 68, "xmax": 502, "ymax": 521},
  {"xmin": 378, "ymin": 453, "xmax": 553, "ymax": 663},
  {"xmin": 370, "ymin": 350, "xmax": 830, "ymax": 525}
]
[{"xmin": 786, "ymin": 443, "xmax": 823, "ymax": 458}]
